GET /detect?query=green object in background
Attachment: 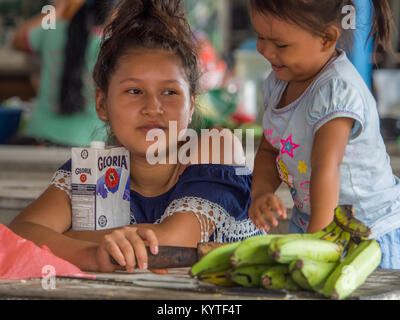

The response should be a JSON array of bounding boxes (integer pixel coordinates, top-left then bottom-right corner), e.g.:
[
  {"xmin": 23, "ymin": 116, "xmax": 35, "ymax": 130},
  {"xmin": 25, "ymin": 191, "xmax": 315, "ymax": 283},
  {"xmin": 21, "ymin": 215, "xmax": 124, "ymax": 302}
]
[
  {"xmin": 185, "ymin": 0, "xmax": 223, "ymax": 54},
  {"xmin": 237, "ymin": 123, "xmax": 264, "ymax": 139},
  {"xmin": 195, "ymin": 89, "xmax": 237, "ymax": 130},
  {"xmin": 0, "ymin": 0, "xmax": 49, "ymax": 26},
  {"xmin": 193, "ymin": 88, "xmax": 263, "ymax": 140}
]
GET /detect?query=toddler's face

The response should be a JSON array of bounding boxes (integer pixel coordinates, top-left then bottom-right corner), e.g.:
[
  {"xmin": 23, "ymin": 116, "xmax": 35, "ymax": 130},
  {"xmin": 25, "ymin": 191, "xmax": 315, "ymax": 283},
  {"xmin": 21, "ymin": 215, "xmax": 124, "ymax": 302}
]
[
  {"xmin": 250, "ymin": 10, "xmax": 332, "ymax": 83},
  {"xmin": 97, "ymin": 48, "xmax": 194, "ymax": 157}
]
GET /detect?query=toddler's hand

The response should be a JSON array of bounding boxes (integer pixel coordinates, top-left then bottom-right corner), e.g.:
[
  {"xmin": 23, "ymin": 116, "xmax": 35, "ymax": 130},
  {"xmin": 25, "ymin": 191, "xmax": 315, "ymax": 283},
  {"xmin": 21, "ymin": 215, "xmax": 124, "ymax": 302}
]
[{"xmin": 249, "ymin": 193, "xmax": 287, "ymax": 232}]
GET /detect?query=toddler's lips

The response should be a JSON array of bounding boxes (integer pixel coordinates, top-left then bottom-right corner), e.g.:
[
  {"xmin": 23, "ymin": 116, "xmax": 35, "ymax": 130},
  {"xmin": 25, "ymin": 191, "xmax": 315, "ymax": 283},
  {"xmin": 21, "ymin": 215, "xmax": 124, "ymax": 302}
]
[{"xmin": 271, "ymin": 64, "xmax": 286, "ymax": 72}]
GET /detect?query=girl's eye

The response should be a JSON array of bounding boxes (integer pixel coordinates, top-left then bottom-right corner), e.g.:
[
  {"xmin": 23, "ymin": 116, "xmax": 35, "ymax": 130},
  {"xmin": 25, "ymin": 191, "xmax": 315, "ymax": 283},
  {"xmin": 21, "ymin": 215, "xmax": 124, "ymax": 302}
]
[
  {"xmin": 276, "ymin": 44, "xmax": 288, "ymax": 49},
  {"xmin": 127, "ymin": 89, "xmax": 141, "ymax": 94},
  {"xmin": 164, "ymin": 90, "xmax": 177, "ymax": 95}
]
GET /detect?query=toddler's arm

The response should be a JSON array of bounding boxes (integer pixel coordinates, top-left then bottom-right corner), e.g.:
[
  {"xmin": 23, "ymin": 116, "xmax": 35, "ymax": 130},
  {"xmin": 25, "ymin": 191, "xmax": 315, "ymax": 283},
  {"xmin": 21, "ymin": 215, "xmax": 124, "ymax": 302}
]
[
  {"xmin": 308, "ymin": 117, "xmax": 354, "ymax": 232},
  {"xmin": 249, "ymin": 137, "xmax": 287, "ymax": 231}
]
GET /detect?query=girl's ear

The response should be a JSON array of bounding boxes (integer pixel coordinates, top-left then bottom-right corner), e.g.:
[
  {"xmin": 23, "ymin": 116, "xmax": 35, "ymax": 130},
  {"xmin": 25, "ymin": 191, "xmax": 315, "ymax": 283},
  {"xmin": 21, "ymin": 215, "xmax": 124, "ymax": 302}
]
[
  {"xmin": 322, "ymin": 25, "xmax": 340, "ymax": 51},
  {"xmin": 95, "ymin": 87, "xmax": 108, "ymax": 122}
]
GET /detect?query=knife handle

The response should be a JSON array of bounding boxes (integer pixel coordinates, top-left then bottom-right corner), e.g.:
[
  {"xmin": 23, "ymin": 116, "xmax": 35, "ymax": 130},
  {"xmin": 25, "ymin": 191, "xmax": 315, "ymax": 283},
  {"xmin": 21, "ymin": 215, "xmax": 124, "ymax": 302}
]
[{"xmin": 109, "ymin": 245, "xmax": 198, "ymax": 269}]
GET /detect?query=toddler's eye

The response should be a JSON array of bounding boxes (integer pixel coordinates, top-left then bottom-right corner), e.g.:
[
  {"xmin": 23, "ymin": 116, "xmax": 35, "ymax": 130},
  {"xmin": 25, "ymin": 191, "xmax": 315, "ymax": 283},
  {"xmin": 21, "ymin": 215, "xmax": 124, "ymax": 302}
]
[{"xmin": 276, "ymin": 44, "xmax": 288, "ymax": 49}]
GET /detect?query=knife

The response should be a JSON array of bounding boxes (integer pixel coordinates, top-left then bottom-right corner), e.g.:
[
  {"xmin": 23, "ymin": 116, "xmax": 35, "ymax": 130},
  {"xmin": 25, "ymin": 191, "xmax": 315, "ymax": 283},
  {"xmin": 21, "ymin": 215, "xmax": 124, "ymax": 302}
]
[{"xmin": 110, "ymin": 242, "xmax": 226, "ymax": 269}]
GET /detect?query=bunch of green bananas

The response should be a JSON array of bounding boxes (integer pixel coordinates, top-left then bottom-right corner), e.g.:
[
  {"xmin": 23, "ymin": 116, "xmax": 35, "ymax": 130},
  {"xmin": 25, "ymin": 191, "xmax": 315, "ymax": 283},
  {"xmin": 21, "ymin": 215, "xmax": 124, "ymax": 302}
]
[{"xmin": 189, "ymin": 205, "xmax": 382, "ymax": 300}]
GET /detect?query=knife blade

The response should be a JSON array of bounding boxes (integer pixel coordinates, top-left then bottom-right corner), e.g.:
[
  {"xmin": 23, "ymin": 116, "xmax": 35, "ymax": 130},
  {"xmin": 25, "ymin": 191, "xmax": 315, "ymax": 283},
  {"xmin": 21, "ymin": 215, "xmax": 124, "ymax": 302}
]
[{"xmin": 110, "ymin": 242, "xmax": 227, "ymax": 269}]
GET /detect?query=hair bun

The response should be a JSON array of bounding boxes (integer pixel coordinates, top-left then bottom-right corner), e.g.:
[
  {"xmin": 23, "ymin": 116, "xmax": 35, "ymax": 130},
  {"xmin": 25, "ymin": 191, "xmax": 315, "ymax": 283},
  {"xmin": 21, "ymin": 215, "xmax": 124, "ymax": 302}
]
[
  {"xmin": 94, "ymin": 0, "xmax": 200, "ymax": 97},
  {"xmin": 151, "ymin": 0, "xmax": 186, "ymax": 18}
]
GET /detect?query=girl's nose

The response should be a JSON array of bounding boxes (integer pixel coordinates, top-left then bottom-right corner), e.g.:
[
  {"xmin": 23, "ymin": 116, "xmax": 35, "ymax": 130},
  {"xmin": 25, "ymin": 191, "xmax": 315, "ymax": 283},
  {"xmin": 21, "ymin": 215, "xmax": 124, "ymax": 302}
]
[{"xmin": 142, "ymin": 95, "xmax": 164, "ymax": 116}]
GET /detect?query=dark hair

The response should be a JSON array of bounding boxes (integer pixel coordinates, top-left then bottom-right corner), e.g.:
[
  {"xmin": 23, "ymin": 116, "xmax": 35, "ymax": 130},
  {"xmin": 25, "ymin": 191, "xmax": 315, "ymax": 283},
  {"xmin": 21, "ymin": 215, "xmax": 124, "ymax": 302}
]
[
  {"xmin": 92, "ymin": 0, "xmax": 200, "ymax": 97},
  {"xmin": 249, "ymin": 0, "xmax": 394, "ymax": 53},
  {"xmin": 59, "ymin": 0, "xmax": 115, "ymax": 115}
]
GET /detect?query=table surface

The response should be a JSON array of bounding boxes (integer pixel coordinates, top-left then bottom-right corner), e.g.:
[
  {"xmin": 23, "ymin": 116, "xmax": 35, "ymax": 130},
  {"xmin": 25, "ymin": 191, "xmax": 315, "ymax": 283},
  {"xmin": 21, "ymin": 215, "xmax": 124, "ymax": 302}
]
[{"xmin": 0, "ymin": 268, "xmax": 400, "ymax": 300}]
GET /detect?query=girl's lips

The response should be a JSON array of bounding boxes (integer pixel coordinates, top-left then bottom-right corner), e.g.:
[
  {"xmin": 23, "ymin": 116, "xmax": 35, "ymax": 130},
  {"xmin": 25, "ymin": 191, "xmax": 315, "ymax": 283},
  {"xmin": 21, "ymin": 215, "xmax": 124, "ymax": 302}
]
[{"xmin": 139, "ymin": 126, "xmax": 166, "ymax": 134}]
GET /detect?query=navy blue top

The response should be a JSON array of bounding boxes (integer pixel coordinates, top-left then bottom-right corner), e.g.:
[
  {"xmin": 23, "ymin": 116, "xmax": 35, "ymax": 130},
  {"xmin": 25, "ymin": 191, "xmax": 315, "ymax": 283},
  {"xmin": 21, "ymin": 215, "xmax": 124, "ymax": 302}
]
[{"xmin": 56, "ymin": 160, "xmax": 264, "ymax": 242}]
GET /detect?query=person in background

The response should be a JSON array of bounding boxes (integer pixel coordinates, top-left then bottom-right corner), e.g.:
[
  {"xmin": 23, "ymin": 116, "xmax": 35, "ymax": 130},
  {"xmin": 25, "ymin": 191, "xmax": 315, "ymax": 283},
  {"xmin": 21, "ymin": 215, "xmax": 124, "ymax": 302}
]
[
  {"xmin": 12, "ymin": 0, "xmax": 116, "ymax": 147},
  {"xmin": 247, "ymin": 0, "xmax": 400, "ymax": 269}
]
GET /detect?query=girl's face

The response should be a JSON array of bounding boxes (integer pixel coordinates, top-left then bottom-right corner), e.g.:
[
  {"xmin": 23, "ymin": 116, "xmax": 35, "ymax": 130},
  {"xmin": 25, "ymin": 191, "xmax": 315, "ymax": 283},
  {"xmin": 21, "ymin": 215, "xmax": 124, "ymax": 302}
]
[
  {"xmin": 96, "ymin": 48, "xmax": 194, "ymax": 157},
  {"xmin": 250, "ymin": 10, "xmax": 336, "ymax": 83}
]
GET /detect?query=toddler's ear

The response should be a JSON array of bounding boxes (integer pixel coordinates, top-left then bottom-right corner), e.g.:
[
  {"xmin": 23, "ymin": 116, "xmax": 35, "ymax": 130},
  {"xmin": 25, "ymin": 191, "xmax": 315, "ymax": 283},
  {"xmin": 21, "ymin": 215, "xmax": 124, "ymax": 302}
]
[
  {"xmin": 322, "ymin": 25, "xmax": 340, "ymax": 51},
  {"xmin": 95, "ymin": 88, "xmax": 108, "ymax": 122}
]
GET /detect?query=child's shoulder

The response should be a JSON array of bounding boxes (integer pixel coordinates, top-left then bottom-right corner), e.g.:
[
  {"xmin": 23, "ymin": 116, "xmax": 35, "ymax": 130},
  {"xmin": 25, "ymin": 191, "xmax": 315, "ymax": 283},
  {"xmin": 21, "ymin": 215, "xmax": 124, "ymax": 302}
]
[{"xmin": 312, "ymin": 50, "xmax": 370, "ymax": 97}]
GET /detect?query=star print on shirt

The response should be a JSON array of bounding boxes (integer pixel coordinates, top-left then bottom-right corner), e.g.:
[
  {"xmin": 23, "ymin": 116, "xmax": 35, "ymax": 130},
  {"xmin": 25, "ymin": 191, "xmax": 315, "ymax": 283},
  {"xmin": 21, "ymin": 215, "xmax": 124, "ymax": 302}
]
[
  {"xmin": 280, "ymin": 134, "xmax": 300, "ymax": 158},
  {"xmin": 297, "ymin": 161, "xmax": 308, "ymax": 174}
]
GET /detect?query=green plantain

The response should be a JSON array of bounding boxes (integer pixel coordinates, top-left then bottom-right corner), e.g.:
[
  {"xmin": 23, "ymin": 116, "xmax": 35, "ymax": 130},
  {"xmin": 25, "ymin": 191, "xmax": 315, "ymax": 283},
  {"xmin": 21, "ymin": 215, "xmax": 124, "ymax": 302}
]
[
  {"xmin": 261, "ymin": 265, "xmax": 301, "ymax": 291},
  {"xmin": 290, "ymin": 266, "xmax": 313, "ymax": 291},
  {"xmin": 230, "ymin": 234, "xmax": 283, "ymax": 267},
  {"xmin": 268, "ymin": 237, "xmax": 343, "ymax": 264},
  {"xmin": 226, "ymin": 265, "xmax": 272, "ymax": 287},
  {"xmin": 334, "ymin": 205, "xmax": 371, "ymax": 238},
  {"xmin": 335, "ymin": 230, "xmax": 352, "ymax": 253},
  {"xmin": 320, "ymin": 225, "xmax": 342, "ymax": 242},
  {"xmin": 190, "ymin": 241, "xmax": 241, "ymax": 276},
  {"xmin": 197, "ymin": 269, "xmax": 236, "ymax": 287},
  {"xmin": 230, "ymin": 223, "xmax": 337, "ymax": 268},
  {"xmin": 322, "ymin": 239, "xmax": 381, "ymax": 300},
  {"xmin": 289, "ymin": 258, "xmax": 338, "ymax": 291},
  {"xmin": 311, "ymin": 219, "xmax": 339, "ymax": 238}
]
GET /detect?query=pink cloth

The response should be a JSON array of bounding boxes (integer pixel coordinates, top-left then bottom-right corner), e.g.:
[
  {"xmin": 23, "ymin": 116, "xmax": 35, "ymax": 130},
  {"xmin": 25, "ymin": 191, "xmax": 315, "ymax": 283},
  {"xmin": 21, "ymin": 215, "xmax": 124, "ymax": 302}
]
[{"xmin": 0, "ymin": 224, "xmax": 95, "ymax": 280}]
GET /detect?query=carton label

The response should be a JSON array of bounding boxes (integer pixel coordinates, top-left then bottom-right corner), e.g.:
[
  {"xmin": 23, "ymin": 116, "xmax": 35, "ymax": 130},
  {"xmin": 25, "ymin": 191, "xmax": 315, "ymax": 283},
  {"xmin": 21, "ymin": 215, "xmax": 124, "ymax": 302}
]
[{"xmin": 71, "ymin": 145, "xmax": 130, "ymax": 230}]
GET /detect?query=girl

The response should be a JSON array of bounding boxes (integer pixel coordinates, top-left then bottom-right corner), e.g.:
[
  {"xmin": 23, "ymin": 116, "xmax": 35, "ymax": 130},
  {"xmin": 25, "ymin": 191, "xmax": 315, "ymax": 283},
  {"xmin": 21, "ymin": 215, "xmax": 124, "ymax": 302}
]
[
  {"xmin": 247, "ymin": 0, "xmax": 400, "ymax": 269},
  {"xmin": 9, "ymin": 0, "xmax": 261, "ymax": 274}
]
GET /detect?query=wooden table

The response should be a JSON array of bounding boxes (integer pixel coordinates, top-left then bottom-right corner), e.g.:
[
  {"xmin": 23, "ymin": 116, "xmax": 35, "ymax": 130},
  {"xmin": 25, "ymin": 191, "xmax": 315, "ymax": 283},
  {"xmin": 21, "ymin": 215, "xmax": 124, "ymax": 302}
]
[{"xmin": 0, "ymin": 268, "xmax": 399, "ymax": 300}]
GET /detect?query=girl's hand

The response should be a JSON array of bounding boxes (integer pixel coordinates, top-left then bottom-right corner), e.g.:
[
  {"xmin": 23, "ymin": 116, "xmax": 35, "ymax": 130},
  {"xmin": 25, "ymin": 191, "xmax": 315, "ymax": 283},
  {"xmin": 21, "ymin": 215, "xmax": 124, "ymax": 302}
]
[
  {"xmin": 96, "ymin": 227, "xmax": 159, "ymax": 273},
  {"xmin": 249, "ymin": 193, "xmax": 287, "ymax": 232}
]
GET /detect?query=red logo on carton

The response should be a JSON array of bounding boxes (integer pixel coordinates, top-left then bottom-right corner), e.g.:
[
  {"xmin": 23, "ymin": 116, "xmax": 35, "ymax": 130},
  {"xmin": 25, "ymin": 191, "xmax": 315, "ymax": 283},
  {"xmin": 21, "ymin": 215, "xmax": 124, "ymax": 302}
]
[
  {"xmin": 105, "ymin": 168, "xmax": 119, "ymax": 189},
  {"xmin": 80, "ymin": 174, "xmax": 87, "ymax": 183}
]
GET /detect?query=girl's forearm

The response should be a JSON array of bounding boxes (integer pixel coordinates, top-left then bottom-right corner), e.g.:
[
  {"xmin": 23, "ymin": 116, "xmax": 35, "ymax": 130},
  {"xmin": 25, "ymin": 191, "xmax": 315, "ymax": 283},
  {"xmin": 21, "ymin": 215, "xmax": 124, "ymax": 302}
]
[
  {"xmin": 10, "ymin": 221, "xmax": 99, "ymax": 272},
  {"xmin": 308, "ymin": 164, "xmax": 340, "ymax": 233},
  {"xmin": 65, "ymin": 218, "xmax": 201, "ymax": 248}
]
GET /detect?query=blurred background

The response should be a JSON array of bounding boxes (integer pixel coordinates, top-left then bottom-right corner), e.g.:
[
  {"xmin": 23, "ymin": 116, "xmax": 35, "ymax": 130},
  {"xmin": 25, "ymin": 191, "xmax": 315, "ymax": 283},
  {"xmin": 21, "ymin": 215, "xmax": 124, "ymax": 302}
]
[{"xmin": 0, "ymin": 0, "xmax": 400, "ymax": 231}]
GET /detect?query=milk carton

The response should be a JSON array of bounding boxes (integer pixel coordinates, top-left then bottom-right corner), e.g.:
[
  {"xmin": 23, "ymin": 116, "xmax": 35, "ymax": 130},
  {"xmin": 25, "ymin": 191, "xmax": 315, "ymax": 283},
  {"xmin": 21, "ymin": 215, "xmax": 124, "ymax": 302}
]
[{"xmin": 71, "ymin": 141, "xmax": 130, "ymax": 230}]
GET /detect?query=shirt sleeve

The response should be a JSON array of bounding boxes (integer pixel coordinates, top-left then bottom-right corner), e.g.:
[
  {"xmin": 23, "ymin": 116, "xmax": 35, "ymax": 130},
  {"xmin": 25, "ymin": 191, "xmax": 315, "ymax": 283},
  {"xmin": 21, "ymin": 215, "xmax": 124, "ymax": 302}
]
[
  {"xmin": 49, "ymin": 159, "xmax": 72, "ymax": 198},
  {"xmin": 306, "ymin": 78, "xmax": 365, "ymax": 140},
  {"xmin": 27, "ymin": 24, "xmax": 46, "ymax": 54},
  {"xmin": 159, "ymin": 165, "xmax": 265, "ymax": 243}
]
